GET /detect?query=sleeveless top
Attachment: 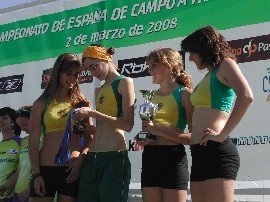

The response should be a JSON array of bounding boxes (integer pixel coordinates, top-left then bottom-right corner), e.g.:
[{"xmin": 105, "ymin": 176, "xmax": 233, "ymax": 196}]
[
  {"xmin": 152, "ymin": 85, "xmax": 187, "ymax": 130},
  {"xmin": 190, "ymin": 67, "xmax": 235, "ymax": 113},
  {"xmin": 43, "ymin": 100, "xmax": 72, "ymax": 133},
  {"xmin": 95, "ymin": 75, "xmax": 124, "ymax": 117}
]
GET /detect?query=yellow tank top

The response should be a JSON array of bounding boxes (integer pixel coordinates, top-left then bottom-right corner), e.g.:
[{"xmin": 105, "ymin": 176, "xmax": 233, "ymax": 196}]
[
  {"xmin": 152, "ymin": 85, "xmax": 187, "ymax": 130},
  {"xmin": 43, "ymin": 100, "xmax": 72, "ymax": 133},
  {"xmin": 96, "ymin": 75, "xmax": 124, "ymax": 117},
  {"xmin": 190, "ymin": 68, "xmax": 235, "ymax": 113}
]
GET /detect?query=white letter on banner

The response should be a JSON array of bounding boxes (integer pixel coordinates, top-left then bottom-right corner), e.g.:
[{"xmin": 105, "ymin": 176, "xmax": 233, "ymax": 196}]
[
  {"xmin": 131, "ymin": 4, "xmax": 139, "ymax": 17},
  {"xmin": 177, "ymin": 0, "xmax": 187, "ymax": 6}
]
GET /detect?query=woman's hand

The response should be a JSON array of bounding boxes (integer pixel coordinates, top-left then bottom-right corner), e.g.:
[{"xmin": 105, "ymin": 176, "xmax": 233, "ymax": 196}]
[
  {"xmin": 142, "ymin": 120, "xmax": 154, "ymax": 133},
  {"xmin": 200, "ymin": 128, "xmax": 226, "ymax": 146},
  {"xmin": 72, "ymin": 107, "xmax": 93, "ymax": 119},
  {"xmin": 34, "ymin": 176, "xmax": 45, "ymax": 196},
  {"xmin": 136, "ymin": 140, "xmax": 151, "ymax": 147},
  {"xmin": 66, "ymin": 157, "xmax": 84, "ymax": 183},
  {"xmin": 18, "ymin": 188, "xmax": 30, "ymax": 202}
]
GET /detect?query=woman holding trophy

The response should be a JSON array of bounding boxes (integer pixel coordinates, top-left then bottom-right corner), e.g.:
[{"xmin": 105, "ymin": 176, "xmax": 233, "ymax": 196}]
[
  {"xmin": 139, "ymin": 48, "xmax": 193, "ymax": 202},
  {"xmin": 72, "ymin": 44, "xmax": 135, "ymax": 202},
  {"xmin": 181, "ymin": 26, "xmax": 253, "ymax": 201}
]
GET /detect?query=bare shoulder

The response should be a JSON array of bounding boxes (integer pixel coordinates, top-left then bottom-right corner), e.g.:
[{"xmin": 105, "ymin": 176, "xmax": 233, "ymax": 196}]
[
  {"xmin": 218, "ymin": 58, "xmax": 242, "ymax": 81},
  {"xmin": 219, "ymin": 58, "xmax": 239, "ymax": 73},
  {"xmin": 32, "ymin": 98, "xmax": 46, "ymax": 114},
  {"xmin": 119, "ymin": 76, "xmax": 134, "ymax": 93},
  {"xmin": 121, "ymin": 76, "xmax": 134, "ymax": 86},
  {"xmin": 220, "ymin": 57, "xmax": 237, "ymax": 66},
  {"xmin": 181, "ymin": 87, "xmax": 192, "ymax": 98},
  {"xmin": 183, "ymin": 87, "xmax": 193, "ymax": 94},
  {"xmin": 181, "ymin": 87, "xmax": 193, "ymax": 115}
]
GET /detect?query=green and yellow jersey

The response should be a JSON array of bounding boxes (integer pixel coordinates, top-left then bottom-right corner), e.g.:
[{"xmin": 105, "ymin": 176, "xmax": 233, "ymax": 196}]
[{"xmin": 0, "ymin": 136, "xmax": 21, "ymax": 199}]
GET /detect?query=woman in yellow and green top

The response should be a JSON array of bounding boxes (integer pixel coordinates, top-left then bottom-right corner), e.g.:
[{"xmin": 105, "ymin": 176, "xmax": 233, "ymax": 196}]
[
  {"xmin": 181, "ymin": 26, "xmax": 253, "ymax": 202},
  {"xmin": 72, "ymin": 44, "xmax": 135, "ymax": 202},
  {"xmin": 28, "ymin": 53, "xmax": 94, "ymax": 202},
  {"xmin": 139, "ymin": 48, "xmax": 193, "ymax": 202},
  {"xmin": 13, "ymin": 106, "xmax": 32, "ymax": 202},
  {"xmin": 0, "ymin": 107, "xmax": 21, "ymax": 202}
]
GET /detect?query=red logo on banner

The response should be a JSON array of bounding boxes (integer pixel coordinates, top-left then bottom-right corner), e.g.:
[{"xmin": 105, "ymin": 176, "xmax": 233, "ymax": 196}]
[
  {"xmin": 229, "ymin": 34, "xmax": 270, "ymax": 63},
  {"xmin": 41, "ymin": 68, "xmax": 93, "ymax": 89}
]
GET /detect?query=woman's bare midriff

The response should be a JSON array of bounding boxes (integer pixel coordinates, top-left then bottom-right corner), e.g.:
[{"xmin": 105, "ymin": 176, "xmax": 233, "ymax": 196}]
[
  {"xmin": 89, "ymin": 121, "xmax": 126, "ymax": 152},
  {"xmin": 191, "ymin": 108, "xmax": 229, "ymax": 145},
  {"xmin": 149, "ymin": 133, "xmax": 182, "ymax": 146},
  {"xmin": 40, "ymin": 130, "xmax": 66, "ymax": 166}
]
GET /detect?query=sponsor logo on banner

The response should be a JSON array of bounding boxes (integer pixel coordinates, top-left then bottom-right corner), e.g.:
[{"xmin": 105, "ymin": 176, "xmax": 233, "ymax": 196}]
[
  {"xmin": 41, "ymin": 68, "xmax": 93, "ymax": 89},
  {"xmin": 229, "ymin": 34, "xmax": 270, "ymax": 63},
  {"xmin": 262, "ymin": 67, "xmax": 270, "ymax": 102},
  {"xmin": 118, "ymin": 56, "xmax": 149, "ymax": 78},
  {"xmin": 118, "ymin": 51, "xmax": 185, "ymax": 78},
  {"xmin": 231, "ymin": 136, "xmax": 270, "ymax": 146},
  {"xmin": 79, "ymin": 69, "xmax": 93, "ymax": 84},
  {"xmin": 41, "ymin": 68, "xmax": 53, "ymax": 89},
  {"xmin": 0, "ymin": 75, "xmax": 24, "ymax": 94}
]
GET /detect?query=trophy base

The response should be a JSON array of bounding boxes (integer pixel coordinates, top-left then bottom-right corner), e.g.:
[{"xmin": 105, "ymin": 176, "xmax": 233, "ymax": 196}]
[{"xmin": 134, "ymin": 132, "xmax": 156, "ymax": 141}]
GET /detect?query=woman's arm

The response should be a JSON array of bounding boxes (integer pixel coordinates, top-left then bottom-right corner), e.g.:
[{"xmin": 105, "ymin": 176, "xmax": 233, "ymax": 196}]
[
  {"xmin": 28, "ymin": 99, "xmax": 45, "ymax": 196},
  {"xmin": 28, "ymin": 99, "xmax": 43, "ymax": 175},
  {"xmin": 70, "ymin": 103, "xmax": 95, "ymax": 157},
  {"xmin": 182, "ymin": 88, "xmax": 194, "ymax": 133},
  {"xmin": 67, "ymin": 115, "xmax": 95, "ymax": 183},
  {"xmin": 202, "ymin": 58, "xmax": 254, "ymax": 144},
  {"xmin": 143, "ymin": 88, "xmax": 193, "ymax": 145},
  {"xmin": 219, "ymin": 58, "xmax": 253, "ymax": 138},
  {"xmin": 144, "ymin": 122, "xmax": 191, "ymax": 145}
]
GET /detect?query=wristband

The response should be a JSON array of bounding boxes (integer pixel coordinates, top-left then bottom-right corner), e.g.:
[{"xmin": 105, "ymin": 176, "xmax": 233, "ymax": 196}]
[{"xmin": 33, "ymin": 173, "xmax": 42, "ymax": 180}]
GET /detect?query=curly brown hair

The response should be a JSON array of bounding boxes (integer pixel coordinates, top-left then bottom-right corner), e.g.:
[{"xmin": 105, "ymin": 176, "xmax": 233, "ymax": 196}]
[
  {"xmin": 40, "ymin": 53, "xmax": 88, "ymax": 106},
  {"xmin": 146, "ymin": 48, "xmax": 192, "ymax": 89},
  {"xmin": 181, "ymin": 26, "xmax": 236, "ymax": 67}
]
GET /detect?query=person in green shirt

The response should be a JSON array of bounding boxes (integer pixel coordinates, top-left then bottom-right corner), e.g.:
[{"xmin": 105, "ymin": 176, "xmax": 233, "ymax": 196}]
[
  {"xmin": 0, "ymin": 107, "xmax": 21, "ymax": 202},
  {"xmin": 13, "ymin": 106, "xmax": 32, "ymax": 202}
]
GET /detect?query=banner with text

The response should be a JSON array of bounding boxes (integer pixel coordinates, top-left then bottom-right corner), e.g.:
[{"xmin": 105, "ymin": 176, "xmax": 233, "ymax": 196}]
[{"xmin": 0, "ymin": 0, "xmax": 269, "ymax": 67}]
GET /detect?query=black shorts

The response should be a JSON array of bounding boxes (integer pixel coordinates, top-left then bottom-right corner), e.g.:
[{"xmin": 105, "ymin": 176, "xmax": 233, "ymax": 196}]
[
  {"xmin": 190, "ymin": 137, "xmax": 240, "ymax": 182},
  {"xmin": 141, "ymin": 145, "xmax": 189, "ymax": 190},
  {"xmin": 29, "ymin": 166, "xmax": 79, "ymax": 198}
]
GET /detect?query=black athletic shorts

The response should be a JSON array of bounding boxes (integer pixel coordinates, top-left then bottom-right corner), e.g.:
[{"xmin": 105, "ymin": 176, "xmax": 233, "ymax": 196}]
[
  {"xmin": 29, "ymin": 166, "xmax": 79, "ymax": 198},
  {"xmin": 190, "ymin": 137, "xmax": 240, "ymax": 181},
  {"xmin": 141, "ymin": 145, "xmax": 189, "ymax": 190}
]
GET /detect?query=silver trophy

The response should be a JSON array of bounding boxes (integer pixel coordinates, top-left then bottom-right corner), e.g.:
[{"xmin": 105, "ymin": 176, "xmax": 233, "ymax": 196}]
[{"xmin": 134, "ymin": 90, "xmax": 159, "ymax": 141}]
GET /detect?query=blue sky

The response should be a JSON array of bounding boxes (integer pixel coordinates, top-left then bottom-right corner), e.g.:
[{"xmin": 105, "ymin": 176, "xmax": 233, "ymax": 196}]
[{"xmin": 0, "ymin": 0, "xmax": 39, "ymax": 9}]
